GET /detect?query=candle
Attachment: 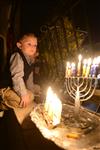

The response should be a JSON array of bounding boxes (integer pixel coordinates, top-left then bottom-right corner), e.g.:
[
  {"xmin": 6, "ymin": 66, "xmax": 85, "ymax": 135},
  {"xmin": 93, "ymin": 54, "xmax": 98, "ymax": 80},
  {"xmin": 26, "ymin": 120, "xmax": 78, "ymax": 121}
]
[
  {"xmin": 77, "ymin": 54, "xmax": 82, "ymax": 76},
  {"xmin": 65, "ymin": 62, "xmax": 69, "ymax": 78},
  {"xmin": 65, "ymin": 62, "xmax": 71, "ymax": 77},
  {"xmin": 85, "ymin": 58, "xmax": 91, "ymax": 77},
  {"xmin": 82, "ymin": 59, "xmax": 87, "ymax": 77},
  {"xmin": 44, "ymin": 87, "xmax": 62, "ymax": 126},
  {"xmin": 71, "ymin": 62, "xmax": 76, "ymax": 76},
  {"xmin": 96, "ymin": 56, "xmax": 100, "ymax": 78},
  {"xmin": 90, "ymin": 58, "xmax": 98, "ymax": 77}
]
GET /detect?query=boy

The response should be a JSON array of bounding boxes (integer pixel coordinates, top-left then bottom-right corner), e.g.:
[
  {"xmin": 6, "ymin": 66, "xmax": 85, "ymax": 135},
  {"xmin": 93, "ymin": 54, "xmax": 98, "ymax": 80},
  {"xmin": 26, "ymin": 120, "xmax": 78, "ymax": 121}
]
[{"xmin": 0, "ymin": 33, "xmax": 40, "ymax": 123}]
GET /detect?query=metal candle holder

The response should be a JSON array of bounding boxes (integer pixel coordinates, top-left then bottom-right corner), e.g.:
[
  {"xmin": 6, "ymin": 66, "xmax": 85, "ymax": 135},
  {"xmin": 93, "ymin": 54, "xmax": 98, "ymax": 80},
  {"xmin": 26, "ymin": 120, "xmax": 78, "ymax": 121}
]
[{"xmin": 65, "ymin": 76, "xmax": 98, "ymax": 117}]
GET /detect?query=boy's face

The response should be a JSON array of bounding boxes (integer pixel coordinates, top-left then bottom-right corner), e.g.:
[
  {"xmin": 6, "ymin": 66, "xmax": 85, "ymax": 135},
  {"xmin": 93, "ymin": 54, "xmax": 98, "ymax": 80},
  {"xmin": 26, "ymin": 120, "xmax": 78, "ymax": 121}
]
[{"xmin": 17, "ymin": 36, "xmax": 37, "ymax": 57}]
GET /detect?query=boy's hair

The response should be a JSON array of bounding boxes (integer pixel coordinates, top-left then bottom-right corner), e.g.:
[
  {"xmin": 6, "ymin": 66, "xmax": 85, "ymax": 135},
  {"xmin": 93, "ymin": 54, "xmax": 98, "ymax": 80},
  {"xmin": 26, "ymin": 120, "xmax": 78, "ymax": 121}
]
[{"xmin": 17, "ymin": 32, "xmax": 37, "ymax": 42}]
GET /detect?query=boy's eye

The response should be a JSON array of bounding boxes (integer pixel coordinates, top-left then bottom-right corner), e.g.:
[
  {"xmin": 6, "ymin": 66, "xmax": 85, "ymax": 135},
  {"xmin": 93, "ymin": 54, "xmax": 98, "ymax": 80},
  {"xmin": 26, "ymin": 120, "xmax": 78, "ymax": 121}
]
[{"xmin": 27, "ymin": 43, "xmax": 37, "ymax": 48}]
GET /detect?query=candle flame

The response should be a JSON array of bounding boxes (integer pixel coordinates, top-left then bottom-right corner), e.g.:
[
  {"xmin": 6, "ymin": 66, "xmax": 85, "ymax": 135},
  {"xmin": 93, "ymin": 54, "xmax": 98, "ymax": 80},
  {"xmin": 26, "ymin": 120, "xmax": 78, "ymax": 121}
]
[
  {"xmin": 95, "ymin": 57, "xmax": 100, "ymax": 64},
  {"xmin": 66, "ymin": 61, "xmax": 70, "ymax": 67},
  {"xmin": 87, "ymin": 58, "xmax": 92, "ymax": 66},
  {"xmin": 97, "ymin": 56, "xmax": 100, "ymax": 64},
  {"xmin": 78, "ymin": 54, "xmax": 82, "ymax": 61},
  {"xmin": 44, "ymin": 87, "xmax": 62, "ymax": 126},
  {"xmin": 93, "ymin": 58, "xmax": 97, "ymax": 65},
  {"xmin": 83, "ymin": 59, "xmax": 87, "ymax": 65},
  {"xmin": 71, "ymin": 62, "xmax": 75, "ymax": 67}
]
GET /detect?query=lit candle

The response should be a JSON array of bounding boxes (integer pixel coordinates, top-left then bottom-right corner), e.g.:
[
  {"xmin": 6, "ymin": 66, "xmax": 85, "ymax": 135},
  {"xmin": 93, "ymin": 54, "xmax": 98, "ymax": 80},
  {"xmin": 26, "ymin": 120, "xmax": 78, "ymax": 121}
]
[
  {"xmin": 44, "ymin": 87, "xmax": 62, "ymax": 126},
  {"xmin": 82, "ymin": 59, "xmax": 87, "ymax": 77},
  {"xmin": 77, "ymin": 54, "xmax": 82, "ymax": 76},
  {"xmin": 65, "ymin": 62, "xmax": 71, "ymax": 77},
  {"xmin": 90, "ymin": 57, "xmax": 99, "ymax": 77},
  {"xmin": 85, "ymin": 58, "xmax": 91, "ymax": 77},
  {"xmin": 96, "ymin": 56, "xmax": 100, "ymax": 78},
  {"xmin": 65, "ymin": 62, "xmax": 69, "ymax": 78},
  {"xmin": 96, "ymin": 56, "xmax": 100, "ymax": 63},
  {"xmin": 71, "ymin": 62, "xmax": 76, "ymax": 76}
]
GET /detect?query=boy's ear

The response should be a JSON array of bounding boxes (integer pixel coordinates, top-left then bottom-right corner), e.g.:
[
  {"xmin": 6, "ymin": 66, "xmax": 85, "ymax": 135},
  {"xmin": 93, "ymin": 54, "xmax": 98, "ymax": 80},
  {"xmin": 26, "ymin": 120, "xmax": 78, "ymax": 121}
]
[{"xmin": 16, "ymin": 42, "xmax": 21, "ymax": 49}]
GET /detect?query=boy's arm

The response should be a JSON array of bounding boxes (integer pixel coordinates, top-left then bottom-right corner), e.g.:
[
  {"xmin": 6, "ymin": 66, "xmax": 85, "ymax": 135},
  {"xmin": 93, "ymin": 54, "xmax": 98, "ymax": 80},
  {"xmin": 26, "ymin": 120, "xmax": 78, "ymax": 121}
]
[{"xmin": 10, "ymin": 52, "xmax": 27, "ymax": 97}]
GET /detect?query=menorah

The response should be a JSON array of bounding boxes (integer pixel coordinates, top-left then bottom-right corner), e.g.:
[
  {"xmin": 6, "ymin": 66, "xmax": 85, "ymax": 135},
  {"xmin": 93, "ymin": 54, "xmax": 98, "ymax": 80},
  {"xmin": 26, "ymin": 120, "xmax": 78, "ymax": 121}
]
[
  {"xmin": 65, "ymin": 77, "xmax": 98, "ymax": 117},
  {"xmin": 65, "ymin": 55, "xmax": 100, "ymax": 118}
]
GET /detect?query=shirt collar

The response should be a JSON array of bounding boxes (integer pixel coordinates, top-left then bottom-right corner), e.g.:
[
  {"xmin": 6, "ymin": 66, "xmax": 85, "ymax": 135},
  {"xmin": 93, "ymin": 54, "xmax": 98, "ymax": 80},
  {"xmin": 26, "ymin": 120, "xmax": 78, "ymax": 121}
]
[{"xmin": 23, "ymin": 52, "xmax": 35, "ymax": 65}]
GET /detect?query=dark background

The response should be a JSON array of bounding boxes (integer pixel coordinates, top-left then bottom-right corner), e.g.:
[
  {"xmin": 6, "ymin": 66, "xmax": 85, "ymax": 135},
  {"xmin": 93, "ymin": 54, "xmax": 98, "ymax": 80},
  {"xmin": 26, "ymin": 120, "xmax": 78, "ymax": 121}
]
[
  {"xmin": 20, "ymin": 0, "xmax": 100, "ymax": 44},
  {"xmin": 20, "ymin": 0, "xmax": 59, "ymax": 35}
]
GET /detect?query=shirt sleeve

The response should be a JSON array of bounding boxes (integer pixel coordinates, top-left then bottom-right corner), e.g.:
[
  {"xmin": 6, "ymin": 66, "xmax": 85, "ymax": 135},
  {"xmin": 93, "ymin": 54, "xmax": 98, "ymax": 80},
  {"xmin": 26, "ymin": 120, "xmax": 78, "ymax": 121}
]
[{"xmin": 10, "ymin": 52, "xmax": 27, "ymax": 96}]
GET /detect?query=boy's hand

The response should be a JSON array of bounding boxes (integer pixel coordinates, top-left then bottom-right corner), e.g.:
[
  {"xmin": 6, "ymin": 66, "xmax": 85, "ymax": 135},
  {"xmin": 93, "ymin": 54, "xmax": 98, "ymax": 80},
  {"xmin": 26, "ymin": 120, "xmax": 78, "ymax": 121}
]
[{"xmin": 20, "ymin": 94, "xmax": 30, "ymax": 107}]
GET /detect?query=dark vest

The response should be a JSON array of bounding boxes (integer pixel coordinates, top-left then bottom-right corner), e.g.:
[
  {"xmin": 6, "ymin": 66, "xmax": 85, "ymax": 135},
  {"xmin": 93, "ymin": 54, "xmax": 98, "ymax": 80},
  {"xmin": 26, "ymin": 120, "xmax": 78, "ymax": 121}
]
[{"xmin": 17, "ymin": 50, "xmax": 34, "ymax": 82}]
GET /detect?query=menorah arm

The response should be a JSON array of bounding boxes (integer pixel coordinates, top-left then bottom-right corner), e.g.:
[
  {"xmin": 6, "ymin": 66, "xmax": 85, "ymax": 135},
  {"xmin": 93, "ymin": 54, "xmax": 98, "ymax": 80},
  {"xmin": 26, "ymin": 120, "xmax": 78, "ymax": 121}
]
[
  {"xmin": 81, "ymin": 87, "xmax": 96, "ymax": 101},
  {"xmin": 65, "ymin": 82, "xmax": 75, "ymax": 100},
  {"xmin": 79, "ymin": 80, "xmax": 93, "ymax": 99},
  {"xmin": 80, "ymin": 78, "xmax": 89, "ymax": 92}
]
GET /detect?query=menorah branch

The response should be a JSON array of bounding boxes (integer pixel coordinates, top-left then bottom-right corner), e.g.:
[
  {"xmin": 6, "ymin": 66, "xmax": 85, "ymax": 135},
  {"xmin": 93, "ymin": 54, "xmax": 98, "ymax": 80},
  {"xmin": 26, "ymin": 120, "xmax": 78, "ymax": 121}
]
[{"xmin": 65, "ymin": 77, "xmax": 98, "ymax": 117}]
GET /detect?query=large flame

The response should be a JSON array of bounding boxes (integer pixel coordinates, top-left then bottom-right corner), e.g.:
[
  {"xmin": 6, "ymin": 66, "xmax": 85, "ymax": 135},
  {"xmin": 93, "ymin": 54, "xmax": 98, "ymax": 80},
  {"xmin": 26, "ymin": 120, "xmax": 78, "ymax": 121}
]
[{"xmin": 44, "ymin": 87, "xmax": 62, "ymax": 126}]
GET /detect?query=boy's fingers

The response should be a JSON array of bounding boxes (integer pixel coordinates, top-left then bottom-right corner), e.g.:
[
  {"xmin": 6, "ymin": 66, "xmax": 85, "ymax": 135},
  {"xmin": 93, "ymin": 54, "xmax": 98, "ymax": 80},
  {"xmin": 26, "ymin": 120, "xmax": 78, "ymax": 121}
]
[{"xmin": 20, "ymin": 100, "xmax": 24, "ymax": 107}]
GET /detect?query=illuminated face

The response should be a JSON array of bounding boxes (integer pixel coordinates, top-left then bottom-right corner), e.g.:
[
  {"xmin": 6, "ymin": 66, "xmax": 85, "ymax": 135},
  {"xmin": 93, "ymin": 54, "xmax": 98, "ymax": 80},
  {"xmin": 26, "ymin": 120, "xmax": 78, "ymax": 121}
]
[{"xmin": 17, "ymin": 36, "xmax": 37, "ymax": 57}]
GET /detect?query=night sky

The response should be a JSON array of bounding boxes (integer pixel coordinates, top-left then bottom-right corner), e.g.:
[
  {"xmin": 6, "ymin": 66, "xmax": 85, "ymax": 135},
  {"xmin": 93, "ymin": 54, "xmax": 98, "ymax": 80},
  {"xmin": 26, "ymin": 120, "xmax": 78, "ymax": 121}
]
[{"xmin": 20, "ymin": 0, "xmax": 100, "ymax": 43}]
